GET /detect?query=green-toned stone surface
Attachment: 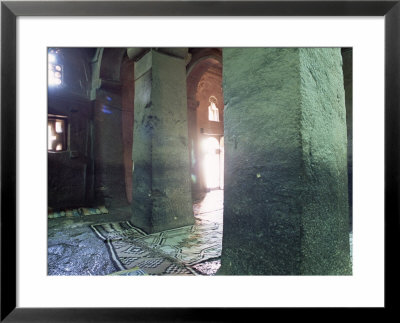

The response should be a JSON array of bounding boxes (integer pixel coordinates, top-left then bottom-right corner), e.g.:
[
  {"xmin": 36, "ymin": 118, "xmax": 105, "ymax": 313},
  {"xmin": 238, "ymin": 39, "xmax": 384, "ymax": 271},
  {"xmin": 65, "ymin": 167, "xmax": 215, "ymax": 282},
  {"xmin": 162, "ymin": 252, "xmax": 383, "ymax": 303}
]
[
  {"xmin": 342, "ymin": 49, "xmax": 353, "ymax": 231},
  {"xmin": 298, "ymin": 48, "xmax": 351, "ymax": 274},
  {"xmin": 131, "ymin": 49, "xmax": 194, "ymax": 233},
  {"xmin": 218, "ymin": 48, "xmax": 351, "ymax": 275}
]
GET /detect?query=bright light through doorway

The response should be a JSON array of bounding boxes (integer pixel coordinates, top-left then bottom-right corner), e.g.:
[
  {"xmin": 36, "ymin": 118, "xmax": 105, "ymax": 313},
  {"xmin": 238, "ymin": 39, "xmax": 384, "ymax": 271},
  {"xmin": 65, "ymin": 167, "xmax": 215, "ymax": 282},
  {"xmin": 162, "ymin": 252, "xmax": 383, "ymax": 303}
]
[{"xmin": 203, "ymin": 137, "xmax": 224, "ymax": 189}]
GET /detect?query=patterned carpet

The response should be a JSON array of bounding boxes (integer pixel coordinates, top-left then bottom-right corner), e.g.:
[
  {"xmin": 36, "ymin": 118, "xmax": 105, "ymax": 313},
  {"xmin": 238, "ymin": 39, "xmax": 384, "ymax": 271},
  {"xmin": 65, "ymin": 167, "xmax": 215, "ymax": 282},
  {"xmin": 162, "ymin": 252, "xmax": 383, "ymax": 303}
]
[
  {"xmin": 49, "ymin": 206, "xmax": 109, "ymax": 219},
  {"xmin": 108, "ymin": 266, "xmax": 148, "ymax": 276},
  {"xmin": 90, "ymin": 220, "xmax": 222, "ymax": 275}
]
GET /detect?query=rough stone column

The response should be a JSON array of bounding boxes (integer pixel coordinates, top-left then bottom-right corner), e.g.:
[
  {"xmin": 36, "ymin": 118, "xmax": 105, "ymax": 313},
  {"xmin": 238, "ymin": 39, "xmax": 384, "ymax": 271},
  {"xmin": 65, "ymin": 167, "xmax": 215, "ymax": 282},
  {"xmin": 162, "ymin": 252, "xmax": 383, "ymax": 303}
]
[
  {"xmin": 131, "ymin": 49, "xmax": 194, "ymax": 233},
  {"xmin": 187, "ymin": 97, "xmax": 201, "ymax": 200},
  {"xmin": 93, "ymin": 84, "xmax": 126, "ymax": 208},
  {"xmin": 121, "ymin": 57, "xmax": 135, "ymax": 204},
  {"xmin": 218, "ymin": 48, "xmax": 351, "ymax": 275},
  {"xmin": 342, "ymin": 49, "xmax": 353, "ymax": 231}
]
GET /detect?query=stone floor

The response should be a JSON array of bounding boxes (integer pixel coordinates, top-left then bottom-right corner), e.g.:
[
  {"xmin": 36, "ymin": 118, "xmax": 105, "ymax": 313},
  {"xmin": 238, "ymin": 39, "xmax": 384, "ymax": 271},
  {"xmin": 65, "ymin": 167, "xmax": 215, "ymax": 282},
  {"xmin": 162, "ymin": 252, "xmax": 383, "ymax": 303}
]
[
  {"xmin": 48, "ymin": 190, "xmax": 224, "ymax": 276},
  {"xmin": 48, "ymin": 189, "xmax": 352, "ymax": 275}
]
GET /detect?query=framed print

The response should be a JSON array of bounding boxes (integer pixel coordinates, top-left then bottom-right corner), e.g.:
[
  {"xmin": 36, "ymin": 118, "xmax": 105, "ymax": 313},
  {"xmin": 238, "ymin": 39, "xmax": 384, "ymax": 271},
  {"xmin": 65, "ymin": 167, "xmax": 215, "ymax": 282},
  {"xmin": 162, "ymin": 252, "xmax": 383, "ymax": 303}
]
[{"xmin": 1, "ymin": 0, "xmax": 399, "ymax": 321}]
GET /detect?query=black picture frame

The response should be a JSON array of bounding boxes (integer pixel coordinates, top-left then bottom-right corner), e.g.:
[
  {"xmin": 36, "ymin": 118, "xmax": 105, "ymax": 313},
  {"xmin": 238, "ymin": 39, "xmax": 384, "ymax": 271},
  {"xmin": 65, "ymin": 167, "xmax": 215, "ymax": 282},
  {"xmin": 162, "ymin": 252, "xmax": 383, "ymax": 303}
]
[{"xmin": 1, "ymin": 1, "xmax": 399, "ymax": 321}]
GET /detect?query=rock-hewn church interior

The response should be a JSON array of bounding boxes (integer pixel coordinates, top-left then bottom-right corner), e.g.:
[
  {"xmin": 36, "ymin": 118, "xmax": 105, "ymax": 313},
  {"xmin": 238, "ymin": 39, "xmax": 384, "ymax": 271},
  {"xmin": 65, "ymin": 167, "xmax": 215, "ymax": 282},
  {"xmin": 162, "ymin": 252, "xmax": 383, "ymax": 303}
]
[{"xmin": 48, "ymin": 47, "xmax": 352, "ymax": 276}]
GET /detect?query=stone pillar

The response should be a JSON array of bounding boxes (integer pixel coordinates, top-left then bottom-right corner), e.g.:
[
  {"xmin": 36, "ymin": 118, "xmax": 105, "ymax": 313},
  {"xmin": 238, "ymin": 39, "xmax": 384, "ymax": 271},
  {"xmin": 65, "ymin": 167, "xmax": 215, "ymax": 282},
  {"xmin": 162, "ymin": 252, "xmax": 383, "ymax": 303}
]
[
  {"xmin": 342, "ymin": 49, "xmax": 353, "ymax": 232},
  {"xmin": 121, "ymin": 57, "xmax": 135, "ymax": 204},
  {"xmin": 187, "ymin": 97, "xmax": 201, "ymax": 200},
  {"xmin": 93, "ymin": 82, "xmax": 126, "ymax": 208},
  {"xmin": 131, "ymin": 49, "xmax": 194, "ymax": 233},
  {"xmin": 218, "ymin": 48, "xmax": 351, "ymax": 275}
]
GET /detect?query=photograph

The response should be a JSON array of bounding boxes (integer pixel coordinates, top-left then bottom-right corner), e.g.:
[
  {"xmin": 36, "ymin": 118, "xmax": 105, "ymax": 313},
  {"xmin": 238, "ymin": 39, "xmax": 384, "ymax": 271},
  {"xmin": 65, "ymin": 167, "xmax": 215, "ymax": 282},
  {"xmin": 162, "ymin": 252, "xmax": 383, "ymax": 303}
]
[{"xmin": 47, "ymin": 47, "xmax": 353, "ymax": 276}]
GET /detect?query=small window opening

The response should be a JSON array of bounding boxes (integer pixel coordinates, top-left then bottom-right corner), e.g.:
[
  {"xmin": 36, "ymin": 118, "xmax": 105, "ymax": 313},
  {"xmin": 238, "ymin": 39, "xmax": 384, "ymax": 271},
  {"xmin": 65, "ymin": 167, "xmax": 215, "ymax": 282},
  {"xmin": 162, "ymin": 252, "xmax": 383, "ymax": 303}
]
[
  {"xmin": 48, "ymin": 48, "xmax": 63, "ymax": 86},
  {"xmin": 208, "ymin": 96, "xmax": 219, "ymax": 122},
  {"xmin": 48, "ymin": 117, "xmax": 67, "ymax": 151}
]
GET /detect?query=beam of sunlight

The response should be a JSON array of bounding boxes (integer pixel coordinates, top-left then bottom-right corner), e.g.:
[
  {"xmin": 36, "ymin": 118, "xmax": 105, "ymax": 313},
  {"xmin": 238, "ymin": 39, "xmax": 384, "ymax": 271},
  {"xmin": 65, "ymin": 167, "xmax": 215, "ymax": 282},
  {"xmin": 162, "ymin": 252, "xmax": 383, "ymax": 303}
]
[{"xmin": 203, "ymin": 137, "xmax": 220, "ymax": 189}]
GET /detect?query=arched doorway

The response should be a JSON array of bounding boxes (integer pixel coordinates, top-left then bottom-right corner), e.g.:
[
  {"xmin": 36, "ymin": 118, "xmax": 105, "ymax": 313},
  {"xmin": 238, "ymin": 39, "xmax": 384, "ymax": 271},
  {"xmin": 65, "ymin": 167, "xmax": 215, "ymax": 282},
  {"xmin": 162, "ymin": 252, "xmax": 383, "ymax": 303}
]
[{"xmin": 186, "ymin": 48, "xmax": 224, "ymax": 198}]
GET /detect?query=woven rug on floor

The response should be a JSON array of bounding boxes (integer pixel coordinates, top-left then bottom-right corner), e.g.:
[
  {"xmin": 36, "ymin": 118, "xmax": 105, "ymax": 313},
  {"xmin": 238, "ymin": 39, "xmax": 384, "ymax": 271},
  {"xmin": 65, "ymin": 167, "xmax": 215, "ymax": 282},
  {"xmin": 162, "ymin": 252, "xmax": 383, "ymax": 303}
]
[
  {"xmin": 48, "ymin": 205, "xmax": 109, "ymax": 219},
  {"xmin": 91, "ymin": 221, "xmax": 196, "ymax": 276},
  {"xmin": 91, "ymin": 221, "xmax": 146, "ymax": 241},
  {"xmin": 137, "ymin": 222, "xmax": 222, "ymax": 266},
  {"xmin": 108, "ymin": 266, "xmax": 148, "ymax": 276},
  {"xmin": 90, "ymin": 220, "xmax": 222, "ymax": 274}
]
